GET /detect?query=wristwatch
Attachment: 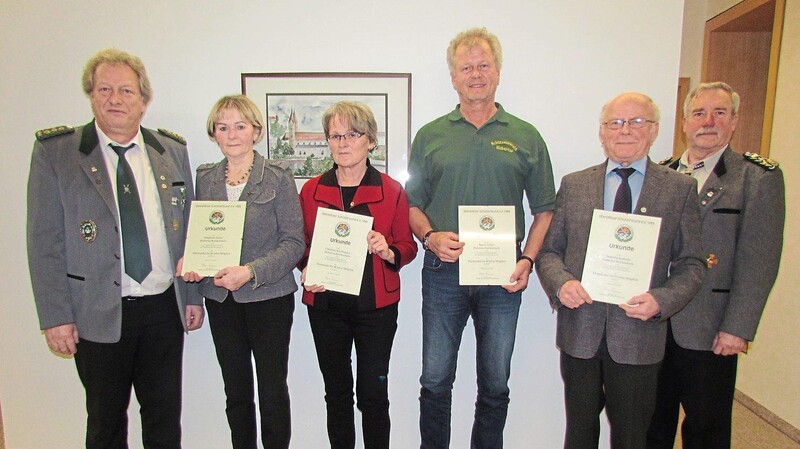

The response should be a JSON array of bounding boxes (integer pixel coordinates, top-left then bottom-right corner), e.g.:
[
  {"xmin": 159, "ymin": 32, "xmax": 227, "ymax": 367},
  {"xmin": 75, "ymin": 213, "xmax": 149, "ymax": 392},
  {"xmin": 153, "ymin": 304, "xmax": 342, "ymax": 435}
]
[{"xmin": 422, "ymin": 230, "xmax": 435, "ymax": 251}]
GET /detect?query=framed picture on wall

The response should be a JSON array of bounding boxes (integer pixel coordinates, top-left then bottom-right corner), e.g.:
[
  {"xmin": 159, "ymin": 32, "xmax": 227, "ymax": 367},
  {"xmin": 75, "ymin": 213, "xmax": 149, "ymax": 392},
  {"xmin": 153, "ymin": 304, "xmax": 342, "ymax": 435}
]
[{"xmin": 241, "ymin": 72, "xmax": 412, "ymax": 180}]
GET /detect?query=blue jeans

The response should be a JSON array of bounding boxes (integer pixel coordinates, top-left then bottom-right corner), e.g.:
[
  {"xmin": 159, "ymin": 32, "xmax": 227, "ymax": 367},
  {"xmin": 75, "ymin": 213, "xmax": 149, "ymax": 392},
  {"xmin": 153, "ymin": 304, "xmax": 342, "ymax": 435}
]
[{"xmin": 419, "ymin": 251, "xmax": 521, "ymax": 449}]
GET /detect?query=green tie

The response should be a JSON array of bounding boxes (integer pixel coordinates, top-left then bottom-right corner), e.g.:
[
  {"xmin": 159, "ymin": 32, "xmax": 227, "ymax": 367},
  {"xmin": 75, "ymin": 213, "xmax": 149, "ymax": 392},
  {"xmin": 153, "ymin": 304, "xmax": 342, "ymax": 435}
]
[{"xmin": 110, "ymin": 144, "xmax": 152, "ymax": 283}]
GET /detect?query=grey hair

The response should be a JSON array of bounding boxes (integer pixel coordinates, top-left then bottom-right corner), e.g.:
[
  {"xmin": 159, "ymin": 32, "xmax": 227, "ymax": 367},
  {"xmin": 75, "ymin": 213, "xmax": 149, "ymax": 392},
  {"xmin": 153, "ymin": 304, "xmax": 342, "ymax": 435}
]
[
  {"xmin": 683, "ymin": 81, "xmax": 740, "ymax": 116},
  {"xmin": 599, "ymin": 92, "xmax": 661, "ymax": 123},
  {"xmin": 322, "ymin": 101, "xmax": 379, "ymax": 151}
]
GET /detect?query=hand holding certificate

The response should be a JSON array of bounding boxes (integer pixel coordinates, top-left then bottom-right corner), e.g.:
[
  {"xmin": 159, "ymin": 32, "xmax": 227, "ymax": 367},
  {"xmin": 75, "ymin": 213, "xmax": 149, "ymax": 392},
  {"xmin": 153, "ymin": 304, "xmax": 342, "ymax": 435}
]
[
  {"xmin": 182, "ymin": 201, "xmax": 247, "ymax": 277},
  {"xmin": 458, "ymin": 206, "xmax": 517, "ymax": 286},
  {"xmin": 581, "ymin": 210, "xmax": 662, "ymax": 304},
  {"xmin": 305, "ymin": 208, "xmax": 374, "ymax": 296}
]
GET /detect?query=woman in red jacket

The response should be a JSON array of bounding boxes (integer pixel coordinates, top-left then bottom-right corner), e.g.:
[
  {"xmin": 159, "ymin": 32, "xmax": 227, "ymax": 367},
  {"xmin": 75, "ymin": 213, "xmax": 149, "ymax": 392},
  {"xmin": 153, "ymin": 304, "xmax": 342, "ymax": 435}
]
[{"xmin": 299, "ymin": 101, "xmax": 417, "ymax": 449}]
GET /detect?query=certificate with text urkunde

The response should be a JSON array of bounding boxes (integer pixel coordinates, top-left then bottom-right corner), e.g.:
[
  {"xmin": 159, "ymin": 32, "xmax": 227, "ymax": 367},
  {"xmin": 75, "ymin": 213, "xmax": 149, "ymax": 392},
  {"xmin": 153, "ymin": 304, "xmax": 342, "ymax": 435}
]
[
  {"xmin": 305, "ymin": 208, "xmax": 374, "ymax": 296},
  {"xmin": 581, "ymin": 209, "xmax": 661, "ymax": 305},
  {"xmin": 182, "ymin": 201, "xmax": 247, "ymax": 277}
]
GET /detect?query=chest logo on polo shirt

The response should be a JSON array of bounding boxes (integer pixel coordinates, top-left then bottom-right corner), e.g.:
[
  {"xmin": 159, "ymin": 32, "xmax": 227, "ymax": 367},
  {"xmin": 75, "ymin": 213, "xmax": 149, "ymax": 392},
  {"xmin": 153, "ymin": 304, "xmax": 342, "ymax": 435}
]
[{"xmin": 491, "ymin": 140, "xmax": 518, "ymax": 153}]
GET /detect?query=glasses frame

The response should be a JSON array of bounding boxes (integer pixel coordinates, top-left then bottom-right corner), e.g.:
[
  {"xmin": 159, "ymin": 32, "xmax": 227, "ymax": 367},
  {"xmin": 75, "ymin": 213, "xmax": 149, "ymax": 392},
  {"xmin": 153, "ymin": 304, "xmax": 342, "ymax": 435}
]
[
  {"xmin": 602, "ymin": 117, "xmax": 657, "ymax": 130},
  {"xmin": 326, "ymin": 131, "xmax": 365, "ymax": 143}
]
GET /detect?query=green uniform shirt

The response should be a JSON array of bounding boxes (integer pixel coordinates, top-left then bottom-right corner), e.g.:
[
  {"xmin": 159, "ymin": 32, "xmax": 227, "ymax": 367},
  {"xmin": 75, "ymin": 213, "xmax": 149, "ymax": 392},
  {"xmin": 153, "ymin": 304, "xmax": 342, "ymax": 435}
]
[{"xmin": 407, "ymin": 103, "xmax": 556, "ymax": 241}]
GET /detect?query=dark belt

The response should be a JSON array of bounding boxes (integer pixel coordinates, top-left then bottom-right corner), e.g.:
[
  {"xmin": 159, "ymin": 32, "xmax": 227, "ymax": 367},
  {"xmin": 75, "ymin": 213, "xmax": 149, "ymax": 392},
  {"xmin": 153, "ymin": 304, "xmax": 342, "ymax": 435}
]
[{"xmin": 122, "ymin": 284, "xmax": 174, "ymax": 301}]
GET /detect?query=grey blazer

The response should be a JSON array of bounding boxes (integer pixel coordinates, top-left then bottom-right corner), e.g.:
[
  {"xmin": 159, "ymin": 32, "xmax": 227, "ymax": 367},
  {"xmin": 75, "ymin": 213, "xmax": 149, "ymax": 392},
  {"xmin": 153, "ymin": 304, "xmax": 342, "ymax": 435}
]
[
  {"xmin": 536, "ymin": 159, "xmax": 706, "ymax": 365},
  {"xmin": 27, "ymin": 121, "xmax": 201, "ymax": 344},
  {"xmin": 194, "ymin": 152, "xmax": 304, "ymax": 303},
  {"xmin": 664, "ymin": 147, "xmax": 785, "ymax": 350}
]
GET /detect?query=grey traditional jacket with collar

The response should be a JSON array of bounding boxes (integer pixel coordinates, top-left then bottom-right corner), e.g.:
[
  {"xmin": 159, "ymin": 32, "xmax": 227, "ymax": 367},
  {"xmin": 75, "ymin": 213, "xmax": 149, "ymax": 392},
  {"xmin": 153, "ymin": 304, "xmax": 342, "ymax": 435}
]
[
  {"xmin": 28, "ymin": 121, "xmax": 201, "ymax": 343},
  {"xmin": 194, "ymin": 151, "xmax": 304, "ymax": 303},
  {"xmin": 663, "ymin": 146, "xmax": 785, "ymax": 350}
]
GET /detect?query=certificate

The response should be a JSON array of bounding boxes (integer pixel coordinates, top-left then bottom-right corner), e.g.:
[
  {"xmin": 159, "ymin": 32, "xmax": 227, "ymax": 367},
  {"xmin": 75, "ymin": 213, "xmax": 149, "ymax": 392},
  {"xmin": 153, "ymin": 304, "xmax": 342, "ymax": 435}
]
[
  {"xmin": 458, "ymin": 205, "xmax": 516, "ymax": 286},
  {"xmin": 182, "ymin": 201, "xmax": 247, "ymax": 277},
  {"xmin": 581, "ymin": 210, "xmax": 662, "ymax": 304},
  {"xmin": 305, "ymin": 208, "xmax": 374, "ymax": 296}
]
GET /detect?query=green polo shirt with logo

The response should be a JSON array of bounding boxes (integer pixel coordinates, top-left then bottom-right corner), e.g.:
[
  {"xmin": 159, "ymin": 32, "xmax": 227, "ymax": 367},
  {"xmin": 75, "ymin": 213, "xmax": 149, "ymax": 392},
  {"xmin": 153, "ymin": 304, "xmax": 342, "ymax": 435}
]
[{"xmin": 406, "ymin": 103, "xmax": 555, "ymax": 242}]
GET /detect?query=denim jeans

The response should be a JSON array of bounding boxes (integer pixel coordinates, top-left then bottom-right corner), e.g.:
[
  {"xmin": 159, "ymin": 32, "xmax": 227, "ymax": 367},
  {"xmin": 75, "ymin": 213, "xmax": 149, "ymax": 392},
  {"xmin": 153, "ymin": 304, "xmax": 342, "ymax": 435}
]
[{"xmin": 419, "ymin": 251, "xmax": 521, "ymax": 449}]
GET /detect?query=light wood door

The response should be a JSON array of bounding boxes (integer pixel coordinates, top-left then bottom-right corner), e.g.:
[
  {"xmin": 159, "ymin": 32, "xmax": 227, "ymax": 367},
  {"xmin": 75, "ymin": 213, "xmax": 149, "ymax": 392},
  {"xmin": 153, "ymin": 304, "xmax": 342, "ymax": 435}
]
[{"xmin": 702, "ymin": 0, "xmax": 785, "ymax": 157}]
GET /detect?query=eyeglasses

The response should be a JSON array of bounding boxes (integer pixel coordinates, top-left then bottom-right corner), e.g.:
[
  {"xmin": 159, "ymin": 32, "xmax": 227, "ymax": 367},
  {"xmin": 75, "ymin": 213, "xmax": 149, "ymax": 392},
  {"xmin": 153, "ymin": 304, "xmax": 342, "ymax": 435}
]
[
  {"xmin": 602, "ymin": 117, "xmax": 657, "ymax": 130},
  {"xmin": 327, "ymin": 131, "xmax": 364, "ymax": 142}
]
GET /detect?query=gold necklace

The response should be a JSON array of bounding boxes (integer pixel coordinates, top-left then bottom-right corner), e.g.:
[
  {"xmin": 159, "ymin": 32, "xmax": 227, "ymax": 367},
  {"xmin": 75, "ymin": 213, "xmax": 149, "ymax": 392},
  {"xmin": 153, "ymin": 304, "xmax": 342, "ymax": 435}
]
[{"xmin": 335, "ymin": 171, "xmax": 357, "ymax": 210}]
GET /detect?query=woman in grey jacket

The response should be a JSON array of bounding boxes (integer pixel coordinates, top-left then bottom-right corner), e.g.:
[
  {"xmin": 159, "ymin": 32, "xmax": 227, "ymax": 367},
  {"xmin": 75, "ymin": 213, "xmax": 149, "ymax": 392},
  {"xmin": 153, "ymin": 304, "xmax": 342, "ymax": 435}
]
[{"xmin": 181, "ymin": 95, "xmax": 304, "ymax": 449}]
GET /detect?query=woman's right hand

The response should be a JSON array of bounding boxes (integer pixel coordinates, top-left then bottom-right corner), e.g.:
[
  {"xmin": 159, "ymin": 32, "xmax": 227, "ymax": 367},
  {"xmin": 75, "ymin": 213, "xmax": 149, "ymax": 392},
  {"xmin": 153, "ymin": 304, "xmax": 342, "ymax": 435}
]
[
  {"xmin": 301, "ymin": 267, "xmax": 326, "ymax": 293},
  {"xmin": 176, "ymin": 257, "xmax": 204, "ymax": 283}
]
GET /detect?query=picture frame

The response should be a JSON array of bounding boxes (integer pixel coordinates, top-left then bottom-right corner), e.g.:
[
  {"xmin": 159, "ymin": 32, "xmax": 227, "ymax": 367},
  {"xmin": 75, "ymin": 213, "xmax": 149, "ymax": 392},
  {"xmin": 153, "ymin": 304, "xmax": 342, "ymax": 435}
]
[{"xmin": 241, "ymin": 72, "xmax": 412, "ymax": 181}]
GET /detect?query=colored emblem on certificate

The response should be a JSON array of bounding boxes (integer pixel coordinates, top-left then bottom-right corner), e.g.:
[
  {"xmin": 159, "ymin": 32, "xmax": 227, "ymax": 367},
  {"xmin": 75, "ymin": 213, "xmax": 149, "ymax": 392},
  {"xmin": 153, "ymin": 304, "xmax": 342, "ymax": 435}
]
[
  {"xmin": 581, "ymin": 209, "xmax": 662, "ymax": 305},
  {"xmin": 305, "ymin": 208, "xmax": 374, "ymax": 296},
  {"xmin": 182, "ymin": 201, "xmax": 247, "ymax": 277},
  {"xmin": 458, "ymin": 205, "xmax": 516, "ymax": 286}
]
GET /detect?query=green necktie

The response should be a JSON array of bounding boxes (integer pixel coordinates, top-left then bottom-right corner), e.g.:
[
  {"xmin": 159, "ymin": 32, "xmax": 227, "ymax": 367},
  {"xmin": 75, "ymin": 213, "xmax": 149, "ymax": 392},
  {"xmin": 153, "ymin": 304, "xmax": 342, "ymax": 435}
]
[{"xmin": 110, "ymin": 144, "xmax": 152, "ymax": 283}]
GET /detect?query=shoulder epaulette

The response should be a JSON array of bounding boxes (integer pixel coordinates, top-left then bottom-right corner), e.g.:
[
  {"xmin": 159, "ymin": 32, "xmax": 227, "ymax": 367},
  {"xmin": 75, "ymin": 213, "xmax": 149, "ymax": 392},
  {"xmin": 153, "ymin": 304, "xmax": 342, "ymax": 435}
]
[
  {"xmin": 157, "ymin": 128, "xmax": 186, "ymax": 145},
  {"xmin": 267, "ymin": 159, "xmax": 291, "ymax": 171},
  {"xmin": 35, "ymin": 125, "xmax": 74, "ymax": 141},
  {"xmin": 196, "ymin": 162, "xmax": 216, "ymax": 171},
  {"xmin": 656, "ymin": 156, "xmax": 675, "ymax": 166},
  {"xmin": 743, "ymin": 152, "xmax": 779, "ymax": 170}
]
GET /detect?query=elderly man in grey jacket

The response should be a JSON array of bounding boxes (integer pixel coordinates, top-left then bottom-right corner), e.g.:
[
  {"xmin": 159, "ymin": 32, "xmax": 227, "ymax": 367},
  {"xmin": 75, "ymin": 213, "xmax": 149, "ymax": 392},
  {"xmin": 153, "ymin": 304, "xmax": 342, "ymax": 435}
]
[
  {"xmin": 536, "ymin": 92, "xmax": 705, "ymax": 449},
  {"xmin": 647, "ymin": 82, "xmax": 785, "ymax": 449}
]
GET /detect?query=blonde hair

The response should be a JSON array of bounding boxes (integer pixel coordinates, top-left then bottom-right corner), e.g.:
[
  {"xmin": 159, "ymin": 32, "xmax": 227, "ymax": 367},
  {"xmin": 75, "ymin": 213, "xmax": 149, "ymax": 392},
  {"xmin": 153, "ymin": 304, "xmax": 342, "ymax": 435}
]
[
  {"xmin": 206, "ymin": 95, "xmax": 265, "ymax": 144},
  {"xmin": 446, "ymin": 27, "xmax": 503, "ymax": 73},
  {"xmin": 82, "ymin": 48, "xmax": 153, "ymax": 104}
]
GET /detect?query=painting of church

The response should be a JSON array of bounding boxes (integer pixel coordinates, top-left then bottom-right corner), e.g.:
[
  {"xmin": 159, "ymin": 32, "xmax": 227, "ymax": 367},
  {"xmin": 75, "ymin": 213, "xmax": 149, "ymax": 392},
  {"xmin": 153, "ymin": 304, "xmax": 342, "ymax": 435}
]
[{"xmin": 265, "ymin": 94, "xmax": 387, "ymax": 178}]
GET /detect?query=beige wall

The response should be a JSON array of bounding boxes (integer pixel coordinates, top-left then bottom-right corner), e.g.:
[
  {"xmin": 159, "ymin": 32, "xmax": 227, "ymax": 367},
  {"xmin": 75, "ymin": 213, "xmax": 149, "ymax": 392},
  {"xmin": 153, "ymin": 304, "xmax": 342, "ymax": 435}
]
[
  {"xmin": 0, "ymin": 2, "xmax": 685, "ymax": 448},
  {"xmin": 737, "ymin": 0, "xmax": 800, "ymax": 429},
  {"xmin": 680, "ymin": 0, "xmax": 800, "ymax": 430},
  {"xmin": 680, "ymin": 0, "xmax": 741, "ymax": 86}
]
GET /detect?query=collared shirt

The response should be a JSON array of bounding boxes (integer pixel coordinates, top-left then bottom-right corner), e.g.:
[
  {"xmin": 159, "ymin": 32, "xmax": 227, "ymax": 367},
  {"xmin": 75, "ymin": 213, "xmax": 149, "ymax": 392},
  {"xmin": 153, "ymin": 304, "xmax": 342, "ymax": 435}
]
[
  {"xmin": 677, "ymin": 146, "xmax": 726, "ymax": 193},
  {"xmin": 406, "ymin": 103, "xmax": 556, "ymax": 241},
  {"xmin": 604, "ymin": 157, "xmax": 648, "ymax": 212},
  {"xmin": 96, "ymin": 123, "xmax": 173, "ymax": 297}
]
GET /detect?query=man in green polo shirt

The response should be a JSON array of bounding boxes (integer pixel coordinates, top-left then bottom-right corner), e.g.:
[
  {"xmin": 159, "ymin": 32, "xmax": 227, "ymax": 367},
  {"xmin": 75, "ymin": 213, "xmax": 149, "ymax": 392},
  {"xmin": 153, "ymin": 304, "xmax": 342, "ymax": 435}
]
[{"xmin": 406, "ymin": 26, "xmax": 555, "ymax": 449}]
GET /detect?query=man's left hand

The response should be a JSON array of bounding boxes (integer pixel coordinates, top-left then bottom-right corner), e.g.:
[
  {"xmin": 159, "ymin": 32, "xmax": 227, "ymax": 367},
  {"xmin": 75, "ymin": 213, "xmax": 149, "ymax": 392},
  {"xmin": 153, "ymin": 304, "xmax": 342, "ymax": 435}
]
[
  {"xmin": 185, "ymin": 305, "xmax": 204, "ymax": 331},
  {"xmin": 619, "ymin": 292, "xmax": 661, "ymax": 321},
  {"xmin": 712, "ymin": 331, "xmax": 748, "ymax": 356},
  {"xmin": 502, "ymin": 260, "xmax": 531, "ymax": 293}
]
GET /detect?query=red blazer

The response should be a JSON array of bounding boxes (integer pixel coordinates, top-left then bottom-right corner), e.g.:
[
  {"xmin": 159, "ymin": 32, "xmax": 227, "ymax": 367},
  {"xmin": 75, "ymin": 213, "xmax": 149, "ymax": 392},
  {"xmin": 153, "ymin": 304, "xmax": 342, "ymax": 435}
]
[{"xmin": 299, "ymin": 164, "xmax": 417, "ymax": 309}]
